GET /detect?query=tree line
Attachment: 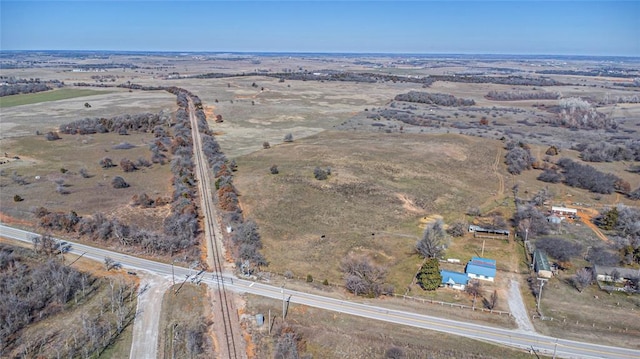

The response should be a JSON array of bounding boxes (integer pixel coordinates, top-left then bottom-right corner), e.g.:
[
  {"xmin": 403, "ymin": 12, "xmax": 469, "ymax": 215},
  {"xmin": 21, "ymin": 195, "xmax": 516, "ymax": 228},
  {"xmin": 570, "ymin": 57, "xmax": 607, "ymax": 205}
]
[
  {"xmin": 59, "ymin": 112, "xmax": 170, "ymax": 135},
  {"xmin": 538, "ymin": 158, "xmax": 628, "ymax": 195},
  {"xmin": 394, "ymin": 91, "xmax": 475, "ymax": 107},
  {"xmin": 575, "ymin": 140, "xmax": 640, "ymax": 162},
  {"xmin": 485, "ymin": 90, "xmax": 560, "ymax": 101},
  {"xmin": 0, "ymin": 77, "xmax": 64, "ymax": 97}
]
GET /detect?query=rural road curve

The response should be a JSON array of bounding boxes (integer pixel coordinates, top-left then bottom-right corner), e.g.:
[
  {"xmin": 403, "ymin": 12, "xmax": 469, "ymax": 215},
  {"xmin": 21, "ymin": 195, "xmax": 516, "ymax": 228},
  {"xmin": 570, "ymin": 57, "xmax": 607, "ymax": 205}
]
[{"xmin": 2, "ymin": 224, "xmax": 639, "ymax": 359}]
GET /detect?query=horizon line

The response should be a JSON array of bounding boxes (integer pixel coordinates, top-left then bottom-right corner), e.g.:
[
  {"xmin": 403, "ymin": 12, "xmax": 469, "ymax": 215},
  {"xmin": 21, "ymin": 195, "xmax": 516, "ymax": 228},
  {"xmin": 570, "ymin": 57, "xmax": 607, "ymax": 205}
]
[{"xmin": 1, "ymin": 49, "xmax": 639, "ymax": 59}]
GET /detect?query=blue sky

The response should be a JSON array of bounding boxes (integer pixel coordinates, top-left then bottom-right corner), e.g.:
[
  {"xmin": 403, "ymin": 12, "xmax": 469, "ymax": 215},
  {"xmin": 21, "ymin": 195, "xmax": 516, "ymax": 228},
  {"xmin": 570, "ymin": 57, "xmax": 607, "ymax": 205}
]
[{"xmin": 1, "ymin": 1, "xmax": 638, "ymax": 56}]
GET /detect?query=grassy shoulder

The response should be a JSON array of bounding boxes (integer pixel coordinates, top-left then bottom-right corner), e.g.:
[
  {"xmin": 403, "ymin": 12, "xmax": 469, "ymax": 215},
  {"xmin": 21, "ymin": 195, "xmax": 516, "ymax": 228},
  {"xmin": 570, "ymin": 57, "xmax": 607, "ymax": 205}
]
[
  {"xmin": 0, "ymin": 88, "xmax": 114, "ymax": 108},
  {"xmin": 244, "ymin": 294, "xmax": 541, "ymax": 359},
  {"xmin": 158, "ymin": 283, "xmax": 214, "ymax": 358}
]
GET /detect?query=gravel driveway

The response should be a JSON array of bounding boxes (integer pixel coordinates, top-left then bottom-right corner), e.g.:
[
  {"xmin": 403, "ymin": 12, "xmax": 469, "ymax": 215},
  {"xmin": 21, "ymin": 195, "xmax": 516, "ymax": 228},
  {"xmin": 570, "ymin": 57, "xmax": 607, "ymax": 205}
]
[
  {"xmin": 130, "ymin": 275, "xmax": 172, "ymax": 359},
  {"xmin": 507, "ymin": 278, "xmax": 535, "ymax": 332}
]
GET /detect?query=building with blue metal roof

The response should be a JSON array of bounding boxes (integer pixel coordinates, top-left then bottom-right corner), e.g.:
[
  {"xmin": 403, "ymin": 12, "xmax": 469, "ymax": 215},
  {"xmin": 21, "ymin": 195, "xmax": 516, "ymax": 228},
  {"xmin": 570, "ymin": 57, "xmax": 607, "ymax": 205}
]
[
  {"xmin": 466, "ymin": 257, "xmax": 497, "ymax": 282},
  {"xmin": 440, "ymin": 270, "xmax": 469, "ymax": 290}
]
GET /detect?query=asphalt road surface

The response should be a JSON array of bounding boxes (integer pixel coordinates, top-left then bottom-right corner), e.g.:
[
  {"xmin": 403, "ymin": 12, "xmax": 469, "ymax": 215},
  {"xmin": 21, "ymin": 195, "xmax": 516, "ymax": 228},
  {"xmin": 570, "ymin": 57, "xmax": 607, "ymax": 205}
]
[{"xmin": 2, "ymin": 224, "xmax": 639, "ymax": 359}]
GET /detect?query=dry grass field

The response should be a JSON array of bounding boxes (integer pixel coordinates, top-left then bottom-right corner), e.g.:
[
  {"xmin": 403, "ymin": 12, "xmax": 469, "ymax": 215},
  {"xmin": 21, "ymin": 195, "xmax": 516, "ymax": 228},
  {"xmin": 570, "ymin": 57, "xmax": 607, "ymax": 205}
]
[
  {"xmin": 233, "ymin": 130, "xmax": 504, "ymax": 288},
  {"xmin": 158, "ymin": 283, "xmax": 214, "ymax": 359},
  {"xmin": 0, "ymin": 131, "xmax": 173, "ymax": 231},
  {"xmin": 0, "ymin": 88, "xmax": 175, "ymax": 139}
]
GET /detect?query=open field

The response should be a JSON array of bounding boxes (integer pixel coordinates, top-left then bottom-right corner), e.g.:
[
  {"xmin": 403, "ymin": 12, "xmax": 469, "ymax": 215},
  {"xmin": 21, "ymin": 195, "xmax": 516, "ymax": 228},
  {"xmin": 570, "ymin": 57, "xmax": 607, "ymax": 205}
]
[
  {"xmin": 243, "ymin": 294, "xmax": 539, "ymax": 359},
  {"xmin": 233, "ymin": 131, "xmax": 503, "ymax": 286},
  {"xmin": 0, "ymin": 131, "xmax": 173, "ymax": 229},
  {"xmin": 0, "ymin": 88, "xmax": 175, "ymax": 139},
  {"xmin": 0, "ymin": 88, "xmax": 114, "ymax": 108}
]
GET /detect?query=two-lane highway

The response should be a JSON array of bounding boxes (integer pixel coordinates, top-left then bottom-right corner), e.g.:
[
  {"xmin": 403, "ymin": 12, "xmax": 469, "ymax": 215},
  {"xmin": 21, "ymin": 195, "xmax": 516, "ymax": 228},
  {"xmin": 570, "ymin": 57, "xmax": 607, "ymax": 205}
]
[{"xmin": 2, "ymin": 224, "xmax": 639, "ymax": 359}]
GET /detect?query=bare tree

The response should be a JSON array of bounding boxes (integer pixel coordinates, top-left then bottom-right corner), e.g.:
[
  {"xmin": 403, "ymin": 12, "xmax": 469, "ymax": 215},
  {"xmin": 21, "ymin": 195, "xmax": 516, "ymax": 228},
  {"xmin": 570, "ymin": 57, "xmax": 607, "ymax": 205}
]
[
  {"xmin": 483, "ymin": 290, "xmax": 498, "ymax": 310},
  {"xmin": 99, "ymin": 157, "xmax": 115, "ymax": 168},
  {"xmin": 341, "ymin": 255, "xmax": 391, "ymax": 297},
  {"xmin": 385, "ymin": 346, "xmax": 405, "ymax": 359},
  {"xmin": 573, "ymin": 267, "xmax": 594, "ymax": 292},
  {"xmin": 415, "ymin": 219, "xmax": 448, "ymax": 258},
  {"xmin": 79, "ymin": 167, "xmax": 91, "ymax": 178},
  {"xmin": 465, "ymin": 280, "xmax": 482, "ymax": 309}
]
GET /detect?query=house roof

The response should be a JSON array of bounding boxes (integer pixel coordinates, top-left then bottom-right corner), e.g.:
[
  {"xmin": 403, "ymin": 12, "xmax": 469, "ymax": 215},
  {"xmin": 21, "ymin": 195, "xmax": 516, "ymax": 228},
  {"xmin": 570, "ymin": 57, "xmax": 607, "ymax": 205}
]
[
  {"xmin": 466, "ymin": 257, "xmax": 497, "ymax": 278},
  {"xmin": 468, "ymin": 225, "xmax": 510, "ymax": 235},
  {"xmin": 533, "ymin": 249, "xmax": 551, "ymax": 272},
  {"xmin": 551, "ymin": 206, "xmax": 577, "ymax": 213},
  {"xmin": 440, "ymin": 270, "xmax": 469, "ymax": 285}
]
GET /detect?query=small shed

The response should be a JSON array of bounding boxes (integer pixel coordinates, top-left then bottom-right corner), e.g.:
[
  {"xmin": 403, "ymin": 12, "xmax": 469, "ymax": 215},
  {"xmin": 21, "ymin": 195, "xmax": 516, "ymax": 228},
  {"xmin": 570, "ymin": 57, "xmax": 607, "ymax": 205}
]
[
  {"xmin": 440, "ymin": 270, "xmax": 469, "ymax": 290},
  {"xmin": 466, "ymin": 257, "xmax": 497, "ymax": 282},
  {"xmin": 547, "ymin": 215, "xmax": 562, "ymax": 224},
  {"xmin": 255, "ymin": 314, "xmax": 264, "ymax": 327},
  {"xmin": 533, "ymin": 249, "xmax": 553, "ymax": 278}
]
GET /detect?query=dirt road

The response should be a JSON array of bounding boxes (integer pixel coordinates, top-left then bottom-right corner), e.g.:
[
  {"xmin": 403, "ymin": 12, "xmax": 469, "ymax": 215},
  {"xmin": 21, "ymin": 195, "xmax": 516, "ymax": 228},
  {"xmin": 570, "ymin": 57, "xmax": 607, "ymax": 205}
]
[{"xmin": 576, "ymin": 208, "xmax": 609, "ymax": 242}]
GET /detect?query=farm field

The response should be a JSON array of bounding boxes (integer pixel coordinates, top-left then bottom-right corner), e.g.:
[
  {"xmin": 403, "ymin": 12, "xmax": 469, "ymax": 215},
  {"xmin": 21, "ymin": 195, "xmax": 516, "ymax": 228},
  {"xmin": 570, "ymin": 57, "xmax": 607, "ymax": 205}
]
[{"xmin": 0, "ymin": 88, "xmax": 113, "ymax": 108}]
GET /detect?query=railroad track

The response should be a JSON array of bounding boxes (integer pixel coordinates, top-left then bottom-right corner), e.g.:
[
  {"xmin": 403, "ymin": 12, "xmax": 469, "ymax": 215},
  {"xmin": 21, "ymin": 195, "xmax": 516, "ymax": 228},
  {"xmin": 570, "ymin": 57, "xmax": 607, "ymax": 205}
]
[{"xmin": 188, "ymin": 98, "xmax": 240, "ymax": 359}]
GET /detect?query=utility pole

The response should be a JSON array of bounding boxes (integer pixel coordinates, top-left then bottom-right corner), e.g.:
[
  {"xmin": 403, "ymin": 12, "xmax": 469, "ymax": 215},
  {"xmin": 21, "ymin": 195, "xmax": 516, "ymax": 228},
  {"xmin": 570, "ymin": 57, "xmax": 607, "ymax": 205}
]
[
  {"xmin": 171, "ymin": 260, "xmax": 175, "ymax": 286},
  {"xmin": 537, "ymin": 278, "xmax": 548, "ymax": 312},
  {"xmin": 281, "ymin": 283, "xmax": 286, "ymax": 321},
  {"xmin": 481, "ymin": 239, "xmax": 486, "ymax": 257}
]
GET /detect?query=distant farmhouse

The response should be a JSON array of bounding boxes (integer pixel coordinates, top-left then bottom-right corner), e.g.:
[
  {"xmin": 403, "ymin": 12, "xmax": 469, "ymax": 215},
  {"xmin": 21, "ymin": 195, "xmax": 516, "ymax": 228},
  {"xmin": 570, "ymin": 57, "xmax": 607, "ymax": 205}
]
[{"xmin": 551, "ymin": 206, "xmax": 577, "ymax": 219}]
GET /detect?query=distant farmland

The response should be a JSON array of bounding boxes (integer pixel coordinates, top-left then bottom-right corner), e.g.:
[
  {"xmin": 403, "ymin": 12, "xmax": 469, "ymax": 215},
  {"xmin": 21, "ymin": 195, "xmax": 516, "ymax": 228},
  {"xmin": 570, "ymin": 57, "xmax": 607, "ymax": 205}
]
[{"xmin": 0, "ymin": 88, "xmax": 113, "ymax": 108}]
